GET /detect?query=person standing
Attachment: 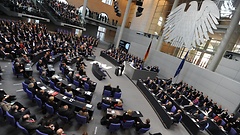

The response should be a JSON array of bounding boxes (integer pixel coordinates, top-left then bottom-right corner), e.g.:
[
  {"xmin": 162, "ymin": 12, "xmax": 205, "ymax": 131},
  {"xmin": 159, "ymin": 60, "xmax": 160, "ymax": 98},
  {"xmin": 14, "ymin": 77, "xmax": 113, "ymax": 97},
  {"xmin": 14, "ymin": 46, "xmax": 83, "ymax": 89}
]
[{"xmin": 120, "ymin": 63, "xmax": 125, "ymax": 76}]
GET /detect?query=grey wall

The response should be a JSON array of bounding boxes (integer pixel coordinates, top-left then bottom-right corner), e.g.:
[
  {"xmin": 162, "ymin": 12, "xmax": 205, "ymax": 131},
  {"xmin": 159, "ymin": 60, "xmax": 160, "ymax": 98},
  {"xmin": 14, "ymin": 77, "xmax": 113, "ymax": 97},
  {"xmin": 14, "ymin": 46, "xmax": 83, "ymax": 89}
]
[
  {"xmin": 216, "ymin": 57, "xmax": 240, "ymax": 82},
  {"xmin": 82, "ymin": 24, "xmax": 98, "ymax": 37},
  {"xmin": 115, "ymin": 28, "xmax": 240, "ymax": 113}
]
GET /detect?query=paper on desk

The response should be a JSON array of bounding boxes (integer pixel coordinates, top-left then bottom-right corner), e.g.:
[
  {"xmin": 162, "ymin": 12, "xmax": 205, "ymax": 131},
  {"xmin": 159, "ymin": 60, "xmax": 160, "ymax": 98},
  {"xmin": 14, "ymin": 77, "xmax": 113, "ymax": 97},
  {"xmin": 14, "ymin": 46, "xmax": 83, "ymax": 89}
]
[
  {"xmin": 86, "ymin": 104, "xmax": 92, "ymax": 108},
  {"xmin": 40, "ymin": 86, "xmax": 47, "ymax": 90},
  {"xmin": 37, "ymin": 82, "xmax": 41, "ymax": 84}
]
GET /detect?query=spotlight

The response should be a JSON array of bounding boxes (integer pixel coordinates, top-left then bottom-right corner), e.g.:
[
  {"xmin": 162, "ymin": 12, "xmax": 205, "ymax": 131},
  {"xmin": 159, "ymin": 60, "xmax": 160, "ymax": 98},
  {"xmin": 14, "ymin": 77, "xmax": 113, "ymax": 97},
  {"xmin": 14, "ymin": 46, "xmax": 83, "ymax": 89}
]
[
  {"xmin": 136, "ymin": 0, "xmax": 143, "ymax": 6},
  {"xmin": 136, "ymin": 6, "xmax": 144, "ymax": 17}
]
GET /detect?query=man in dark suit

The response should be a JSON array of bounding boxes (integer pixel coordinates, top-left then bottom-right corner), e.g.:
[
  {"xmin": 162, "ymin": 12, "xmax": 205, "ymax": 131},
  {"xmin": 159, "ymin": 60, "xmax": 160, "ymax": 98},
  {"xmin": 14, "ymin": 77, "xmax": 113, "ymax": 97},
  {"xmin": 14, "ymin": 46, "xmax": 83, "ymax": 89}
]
[
  {"xmin": 197, "ymin": 116, "xmax": 208, "ymax": 130},
  {"xmin": 19, "ymin": 114, "xmax": 42, "ymax": 133},
  {"xmin": 38, "ymin": 121, "xmax": 55, "ymax": 135},
  {"xmin": 107, "ymin": 115, "xmax": 120, "ymax": 128},
  {"xmin": 58, "ymin": 105, "xmax": 75, "ymax": 119},
  {"xmin": 135, "ymin": 118, "xmax": 150, "ymax": 131},
  {"xmin": 8, "ymin": 105, "xmax": 30, "ymax": 121},
  {"xmin": 171, "ymin": 110, "xmax": 182, "ymax": 123}
]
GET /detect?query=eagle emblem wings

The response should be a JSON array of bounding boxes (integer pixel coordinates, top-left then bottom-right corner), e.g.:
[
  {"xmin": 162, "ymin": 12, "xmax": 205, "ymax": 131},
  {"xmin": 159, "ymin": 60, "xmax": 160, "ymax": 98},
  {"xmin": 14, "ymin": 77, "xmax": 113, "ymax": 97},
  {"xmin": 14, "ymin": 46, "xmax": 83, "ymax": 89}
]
[{"xmin": 163, "ymin": 0, "xmax": 220, "ymax": 49}]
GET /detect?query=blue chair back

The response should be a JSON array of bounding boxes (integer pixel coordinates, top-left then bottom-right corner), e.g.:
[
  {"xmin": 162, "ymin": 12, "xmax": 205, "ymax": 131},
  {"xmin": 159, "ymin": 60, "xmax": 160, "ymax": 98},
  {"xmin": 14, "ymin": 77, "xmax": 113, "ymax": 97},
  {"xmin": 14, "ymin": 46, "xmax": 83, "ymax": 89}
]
[
  {"xmin": 36, "ymin": 129, "xmax": 48, "ymax": 135},
  {"xmin": 34, "ymin": 95, "xmax": 42, "ymax": 108},
  {"xmin": 137, "ymin": 127, "xmax": 150, "ymax": 134},
  {"xmin": 229, "ymin": 127, "xmax": 238, "ymax": 135},
  {"xmin": 121, "ymin": 120, "xmax": 135, "ymax": 129},
  {"xmin": 109, "ymin": 123, "xmax": 121, "ymax": 132},
  {"xmin": 57, "ymin": 112, "xmax": 69, "ymax": 123},
  {"xmin": 45, "ymin": 103, "xmax": 54, "ymax": 115},
  {"xmin": 54, "ymin": 86, "xmax": 60, "ymax": 92},
  {"xmin": 103, "ymin": 90, "xmax": 111, "ymax": 97},
  {"xmin": 49, "ymin": 80, "xmax": 55, "ymax": 88},
  {"xmin": 6, "ymin": 111, "xmax": 16, "ymax": 127},
  {"xmin": 22, "ymin": 82, "xmax": 28, "ymax": 92},
  {"xmin": 16, "ymin": 121, "xmax": 30, "ymax": 135},
  {"xmin": 114, "ymin": 92, "xmax": 121, "ymax": 99},
  {"xmin": 76, "ymin": 114, "xmax": 87, "ymax": 125},
  {"xmin": 64, "ymin": 92, "xmax": 72, "ymax": 98},
  {"xmin": 170, "ymin": 105, "xmax": 177, "ymax": 113},
  {"xmin": 73, "ymin": 80, "xmax": 80, "ymax": 87},
  {"xmin": 84, "ymin": 82, "xmax": 89, "ymax": 91},
  {"xmin": 101, "ymin": 102, "xmax": 110, "ymax": 110},
  {"xmin": 66, "ymin": 75, "xmax": 72, "ymax": 83},
  {"xmin": 75, "ymin": 96, "xmax": 85, "ymax": 102},
  {"xmin": 220, "ymin": 119, "xmax": 226, "ymax": 126},
  {"xmin": 25, "ymin": 88, "xmax": 34, "ymax": 100},
  {"xmin": 115, "ymin": 106, "xmax": 123, "ymax": 110}
]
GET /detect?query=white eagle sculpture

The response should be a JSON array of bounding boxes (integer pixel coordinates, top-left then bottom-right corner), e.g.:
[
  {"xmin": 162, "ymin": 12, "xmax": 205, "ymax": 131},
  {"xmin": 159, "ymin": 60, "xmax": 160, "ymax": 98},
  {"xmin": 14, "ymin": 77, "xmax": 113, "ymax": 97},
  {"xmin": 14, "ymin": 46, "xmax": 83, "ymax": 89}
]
[{"xmin": 163, "ymin": 0, "xmax": 220, "ymax": 49}]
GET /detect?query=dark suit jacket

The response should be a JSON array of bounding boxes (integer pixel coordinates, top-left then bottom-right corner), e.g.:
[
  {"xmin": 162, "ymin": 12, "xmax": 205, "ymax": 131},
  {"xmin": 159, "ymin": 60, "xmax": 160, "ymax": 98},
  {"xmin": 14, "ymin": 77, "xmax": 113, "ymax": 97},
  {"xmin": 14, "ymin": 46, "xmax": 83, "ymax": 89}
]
[
  {"xmin": 19, "ymin": 118, "xmax": 40, "ymax": 132},
  {"xmin": 38, "ymin": 126, "xmax": 54, "ymax": 135},
  {"xmin": 58, "ymin": 107, "xmax": 75, "ymax": 119}
]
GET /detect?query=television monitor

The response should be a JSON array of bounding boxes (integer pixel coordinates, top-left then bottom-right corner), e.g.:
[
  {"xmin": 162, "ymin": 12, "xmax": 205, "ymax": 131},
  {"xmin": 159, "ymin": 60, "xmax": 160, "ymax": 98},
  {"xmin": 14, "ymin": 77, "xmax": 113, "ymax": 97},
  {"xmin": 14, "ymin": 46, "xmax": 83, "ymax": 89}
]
[{"xmin": 119, "ymin": 40, "xmax": 130, "ymax": 53}]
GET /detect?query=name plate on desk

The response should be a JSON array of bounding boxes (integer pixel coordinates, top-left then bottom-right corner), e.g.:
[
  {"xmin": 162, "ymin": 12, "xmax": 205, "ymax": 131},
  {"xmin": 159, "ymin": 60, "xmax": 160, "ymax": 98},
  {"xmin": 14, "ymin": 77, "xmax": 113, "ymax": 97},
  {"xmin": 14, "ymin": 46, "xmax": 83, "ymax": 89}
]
[
  {"xmin": 136, "ymin": 111, "xmax": 140, "ymax": 114},
  {"xmin": 25, "ymin": 68, "xmax": 30, "ymax": 70},
  {"xmin": 62, "ymin": 96, "xmax": 67, "ymax": 99},
  {"xmin": 40, "ymin": 86, "xmax": 47, "ymax": 90},
  {"xmin": 37, "ymin": 82, "xmax": 41, "ymax": 84},
  {"xmin": 86, "ymin": 104, "xmax": 92, "ymax": 109},
  {"xmin": 76, "ymin": 88, "xmax": 80, "ymax": 91},
  {"xmin": 85, "ymin": 91, "xmax": 91, "ymax": 95}
]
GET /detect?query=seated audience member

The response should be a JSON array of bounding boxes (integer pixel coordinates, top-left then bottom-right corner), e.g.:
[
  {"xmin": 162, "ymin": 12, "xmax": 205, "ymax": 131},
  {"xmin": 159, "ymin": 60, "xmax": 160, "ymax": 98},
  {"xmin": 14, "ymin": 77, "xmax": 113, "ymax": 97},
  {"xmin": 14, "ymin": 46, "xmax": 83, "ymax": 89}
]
[
  {"xmin": 66, "ymin": 71, "xmax": 74, "ymax": 83},
  {"xmin": 0, "ymin": 89, "xmax": 16, "ymax": 103},
  {"xmin": 135, "ymin": 118, "xmax": 151, "ymax": 131},
  {"xmin": 36, "ymin": 89, "xmax": 48, "ymax": 104},
  {"xmin": 19, "ymin": 114, "xmax": 42, "ymax": 133},
  {"xmin": 0, "ymin": 46, "xmax": 14, "ymax": 61},
  {"xmin": 8, "ymin": 104, "xmax": 30, "ymax": 121},
  {"xmin": 197, "ymin": 116, "xmax": 208, "ymax": 130},
  {"xmin": 170, "ymin": 110, "xmax": 182, "ymax": 123},
  {"xmin": 56, "ymin": 82, "xmax": 66, "ymax": 94},
  {"xmin": 183, "ymin": 102, "xmax": 195, "ymax": 113},
  {"xmin": 107, "ymin": 115, "xmax": 120, "ymax": 128},
  {"xmin": 40, "ymin": 71, "xmax": 50, "ymax": 84},
  {"xmin": 160, "ymin": 95, "xmax": 168, "ymax": 104},
  {"xmin": 114, "ymin": 100, "xmax": 123, "ymax": 108},
  {"xmin": 58, "ymin": 105, "xmax": 75, "ymax": 119},
  {"xmin": 56, "ymin": 128, "xmax": 66, "ymax": 135},
  {"xmin": 143, "ymin": 77, "xmax": 151, "ymax": 84},
  {"xmin": 14, "ymin": 62, "xmax": 26, "ymax": 76},
  {"xmin": 79, "ymin": 106, "xmax": 90, "ymax": 122},
  {"xmin": 38, "ymin": 120, "xmax": 55, "ymax": 135},
  {"xmin": 163, "ymin": 101, "xmax": 173, "ymax": 112},
  {"xmin": 28, "ymin": 83, "xmax": 38, "ymax": 95},
  {"xmin": 36, "ymin": 59, "xmax": 46, "ymax": 71},
  {"xmin": 104, "ymin": 83, "xmax": 112, "ymax": 91},
  {"xmin": 24, "ymin": 76, "xmax": 37, "ymax": 86},
  {"xmin": 21, "ymin": 54, "xmax": 31, "ymax": 64},
  {"xmin": 47, "ymin": 96, "xmax": 59, "ymax": 111},
  {"xmin": 122, "ymin": 110, "xmax": 133, "ymax": 121}
]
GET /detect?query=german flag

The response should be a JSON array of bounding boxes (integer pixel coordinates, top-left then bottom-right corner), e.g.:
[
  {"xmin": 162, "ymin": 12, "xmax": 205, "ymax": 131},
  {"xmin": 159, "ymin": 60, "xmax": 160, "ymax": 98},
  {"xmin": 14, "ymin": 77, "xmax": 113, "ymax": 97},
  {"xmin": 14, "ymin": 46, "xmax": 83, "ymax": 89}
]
[{"xmin": 143, "ymin": 39, "xmax": 152, "ymax": 62}]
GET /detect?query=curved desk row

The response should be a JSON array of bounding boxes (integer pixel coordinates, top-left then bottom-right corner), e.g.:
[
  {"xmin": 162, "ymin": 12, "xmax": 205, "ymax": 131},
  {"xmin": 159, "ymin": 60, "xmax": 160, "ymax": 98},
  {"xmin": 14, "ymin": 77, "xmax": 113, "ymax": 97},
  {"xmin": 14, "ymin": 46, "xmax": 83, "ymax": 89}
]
[
  {"xmin": 92, "ymin": 63, "xmax": 106, "ymax": 80},
  {"xmin": 100, "ymin": 51, "xmax": 120, "ymax": 66},
  {"xmin": 137, "ymin": 79, "xmax": 199, "ymax": 134},
  {"xmin": 137, "ymin": 79, "xmax": 228, "ymax": 135},
  {"xmin": 37, "ymin": 83, "xmax": 94, "ymax": 118}
]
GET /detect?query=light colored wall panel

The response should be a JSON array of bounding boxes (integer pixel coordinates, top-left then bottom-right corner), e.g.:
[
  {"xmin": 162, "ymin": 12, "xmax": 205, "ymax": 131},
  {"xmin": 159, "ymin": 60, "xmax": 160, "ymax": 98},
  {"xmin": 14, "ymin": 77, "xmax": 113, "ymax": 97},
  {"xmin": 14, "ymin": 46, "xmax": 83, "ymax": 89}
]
[{"xmin": 115, "ymin": 28, "xmax": 240, "ymax": 113}]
